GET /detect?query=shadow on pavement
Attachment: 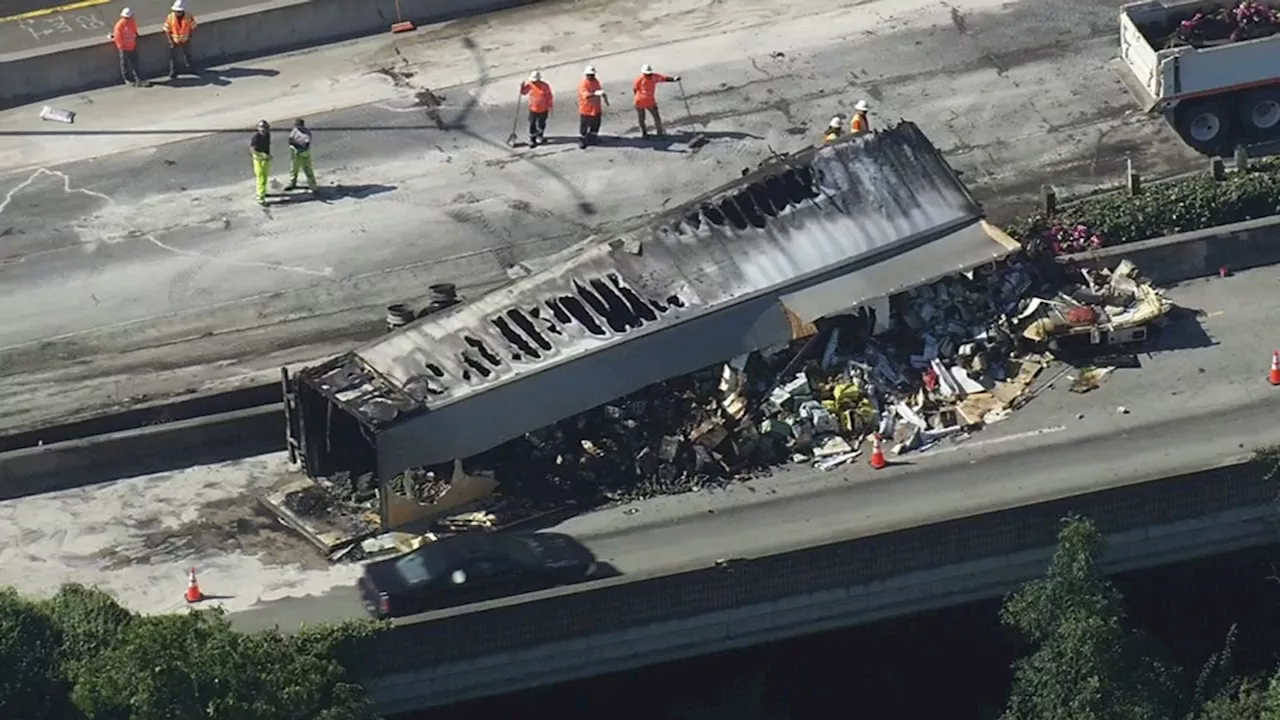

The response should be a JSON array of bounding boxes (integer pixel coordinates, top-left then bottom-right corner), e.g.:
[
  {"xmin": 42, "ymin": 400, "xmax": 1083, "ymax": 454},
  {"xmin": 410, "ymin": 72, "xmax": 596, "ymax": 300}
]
[
  {"xmin": 267, "ymin": 183, "xmax": 397, "ymax": 205},
  {"xmin": 1144, "ymin": 305, "xmax": 1218, "ymax": 353},
  {"xmin": 163, "ymin": 66, "xmax": 281, "ymax": 89}
]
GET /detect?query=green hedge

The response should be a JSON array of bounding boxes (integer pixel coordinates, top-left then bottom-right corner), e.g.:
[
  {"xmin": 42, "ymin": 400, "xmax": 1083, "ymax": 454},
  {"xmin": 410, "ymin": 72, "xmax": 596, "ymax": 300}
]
[{"xmin": 1007, "ymin": 157, "xmax": 1280, "ymax": 253}]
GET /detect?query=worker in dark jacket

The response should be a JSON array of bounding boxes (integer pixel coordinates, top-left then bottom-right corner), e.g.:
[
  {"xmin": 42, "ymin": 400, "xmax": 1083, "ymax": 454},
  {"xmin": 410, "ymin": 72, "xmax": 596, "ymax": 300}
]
[{"xmin": 250, "ymin": 120, "xmax": 271, "ymax": 205}]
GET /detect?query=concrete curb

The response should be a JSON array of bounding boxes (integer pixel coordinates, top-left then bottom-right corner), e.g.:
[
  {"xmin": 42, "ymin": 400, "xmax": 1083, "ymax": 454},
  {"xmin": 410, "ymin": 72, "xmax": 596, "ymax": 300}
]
[
  {"xmin": 0, "ymin": 381, "xmax": 280, "ymax": 453},
  {"xmin": 0, "ymin": 403, "xmax": 284, "ymax": 501},
  {"xmin": 0, "ymin": 0, "xmax": 540, "ymax": 109},
  {"xmin": 1059, "ymin": 213, "xmax": 1280, "ymax": 284}
]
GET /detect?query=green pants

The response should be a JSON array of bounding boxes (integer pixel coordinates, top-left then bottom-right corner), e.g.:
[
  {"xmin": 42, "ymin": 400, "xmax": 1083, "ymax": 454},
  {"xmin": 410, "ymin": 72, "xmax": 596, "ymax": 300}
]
[
  {"xmin": 290, "ymin": 147, "xmax": 317, "ymax": 189},
  {"xmin": 252, "ymin": 151, "xmax": 271, "ymax": 201}
]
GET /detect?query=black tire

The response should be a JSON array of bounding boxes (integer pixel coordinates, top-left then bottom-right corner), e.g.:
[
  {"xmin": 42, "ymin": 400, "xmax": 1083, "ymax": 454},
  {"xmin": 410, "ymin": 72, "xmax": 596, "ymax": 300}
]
[
  {"xmin": 1174, "ymin": 99, "xmax": 1236, "ymax": 155},
  {"xmin": 1238, "ymin": 88, "xmax": 1280, "ymax": 141}
]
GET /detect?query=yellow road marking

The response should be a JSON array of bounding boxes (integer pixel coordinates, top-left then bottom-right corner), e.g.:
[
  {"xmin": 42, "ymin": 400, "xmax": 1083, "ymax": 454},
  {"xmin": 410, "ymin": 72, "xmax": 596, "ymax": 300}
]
[{"xmin": 0, "ymin": 0, "xmax": 110, "ymax": 24}]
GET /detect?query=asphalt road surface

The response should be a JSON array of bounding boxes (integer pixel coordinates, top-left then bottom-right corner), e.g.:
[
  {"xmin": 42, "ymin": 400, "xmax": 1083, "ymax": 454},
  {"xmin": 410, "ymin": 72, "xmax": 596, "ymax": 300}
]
[
  {"xmin": 0, "ymin": 0, "xmax": 1206, "ymax": 433},
  {"xmin": 229, "ymin": 394, "xmax": 1280, "ymax": 633}
]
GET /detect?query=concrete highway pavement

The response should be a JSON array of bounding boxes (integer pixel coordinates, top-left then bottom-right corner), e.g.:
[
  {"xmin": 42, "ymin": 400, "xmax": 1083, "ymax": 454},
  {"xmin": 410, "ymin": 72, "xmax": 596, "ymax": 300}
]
[
  {"xmin": 0, "ymin": 0, "xmax": 1207, "ymax": 433},
  {"xmin": 229, "ymin": 393, "xmax": 1280, "ymax": 634},
  {"xmin": 223, "ymin": 266, "xmax": 1280, "ymax": 632},
  {"xmin": 1, "ymin": 266, "xmax": 1275, "ymax": 620}
]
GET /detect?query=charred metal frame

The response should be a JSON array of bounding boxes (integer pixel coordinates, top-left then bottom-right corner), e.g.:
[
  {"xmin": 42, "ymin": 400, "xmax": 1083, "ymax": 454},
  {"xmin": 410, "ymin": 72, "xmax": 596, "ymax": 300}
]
[{"xmin": 289, "ymin": 121, "xmax": 1016, "ymax": 498}]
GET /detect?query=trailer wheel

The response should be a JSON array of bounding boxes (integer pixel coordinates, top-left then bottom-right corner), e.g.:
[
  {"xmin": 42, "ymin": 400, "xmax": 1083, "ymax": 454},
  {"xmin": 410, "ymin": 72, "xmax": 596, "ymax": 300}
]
[
  {"xmin": 1239, "ymin": 89, "xmax": 1280, "ymax": 140},
  {"xmin": 1174, "ymin": 100, "xmax": 1235, "ymax": 155}
]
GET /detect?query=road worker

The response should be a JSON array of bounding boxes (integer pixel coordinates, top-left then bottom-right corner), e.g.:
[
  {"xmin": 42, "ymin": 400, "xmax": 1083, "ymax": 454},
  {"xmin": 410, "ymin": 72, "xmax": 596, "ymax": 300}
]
[
  {"xmin": 632, "ymin": 64, "xmax": 680, "ymax": 138},
  {"xmin": 822, "ymin": 116, "xmax": 843, "ymax": 144},
  {"xmin": 520, "ymin": 70, "xmax": 553, "ymax": 147},
  {"xmin": 286, "ymin": 118, "xmax": 318, "ymax": 193},
  {"xmin": 849, "ymin": 99, "xmax": 871, "ymax": 135},
  {"xmin": 163, "ymin": 0, "xmax": 198, "ymax": 79},
  {"xmin": 250, "ymin": 120, "xmax": 271, "ymax": 206},
  {"xmin": 110, "ymin": 8, "xmax": 143, "ymax": 87},
  {"xmin": 577, "ymin": 65, "xmax": 607, "ymax": 149}
]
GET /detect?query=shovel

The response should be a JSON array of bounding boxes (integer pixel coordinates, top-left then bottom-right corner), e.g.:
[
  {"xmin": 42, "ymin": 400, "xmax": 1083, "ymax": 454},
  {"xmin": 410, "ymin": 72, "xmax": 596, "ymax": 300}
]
[
  {"xmin": 506, "ymin": 93, "xmax": 522, "ymax": 146},
  {"xmin": 677, "ymin": 79, "xmax": 707, "ymax": 149}
]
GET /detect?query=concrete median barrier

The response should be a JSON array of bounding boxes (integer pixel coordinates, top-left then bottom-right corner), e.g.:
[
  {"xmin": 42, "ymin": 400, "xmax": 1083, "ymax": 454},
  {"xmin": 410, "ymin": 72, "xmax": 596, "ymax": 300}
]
[
  {"xmin": 0, "ymin": 403, "xmax": 283, "ymax": 501},
  {"xmin": 1060, "ymin": 214, "xmax": 1280, "ymax": 284},
  {"xmin": 0, "ymin": 0, "xmax": 539, "ymax": 109}
]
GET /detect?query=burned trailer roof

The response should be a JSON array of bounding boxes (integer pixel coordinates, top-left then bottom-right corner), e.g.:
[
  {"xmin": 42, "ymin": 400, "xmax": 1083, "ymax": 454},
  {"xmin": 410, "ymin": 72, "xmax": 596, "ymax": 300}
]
[{"xmin": 300, "ymin": 121, "xmax": 1017, "ymax": 471}]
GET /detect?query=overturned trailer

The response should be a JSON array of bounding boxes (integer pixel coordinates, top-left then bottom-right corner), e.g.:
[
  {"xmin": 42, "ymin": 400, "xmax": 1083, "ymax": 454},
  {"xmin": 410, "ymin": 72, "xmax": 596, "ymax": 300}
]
[{"xmin": 287, "ymin": 121, "xmax": 1020, "ymax": 529}]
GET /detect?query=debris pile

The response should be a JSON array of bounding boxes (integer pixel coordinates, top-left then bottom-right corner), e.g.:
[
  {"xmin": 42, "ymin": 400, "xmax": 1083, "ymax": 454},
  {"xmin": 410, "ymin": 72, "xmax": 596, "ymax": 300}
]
[
  {"xmin": 388, "ymin": 467, "xmax": 450, "ymax": 504},
  {"xmin": 278, "ymin": 254, "xmax": 1173, "ymax": 555},
  {"xmin": 278, "ymin": 470, "xmax": 379, "ymax": 535},
  {"xmin": 1018, "ymin": 260, "xmax": 1169, "ymax": 347},
  {"xmin": 453, "ymin": 256, "xmax": 1171, "ymax": 523}
]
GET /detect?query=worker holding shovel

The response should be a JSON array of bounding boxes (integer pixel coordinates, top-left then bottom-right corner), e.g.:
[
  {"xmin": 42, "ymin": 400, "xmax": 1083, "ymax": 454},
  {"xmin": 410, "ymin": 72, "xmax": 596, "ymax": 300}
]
[
  {"xmin": 577, "ymin": 65, "xmax": 608, "ymax": 149},
  {"xmin": 519, "ymin": 70, "xmax": 554, "ymax": 147},
  {"xmin": 632, "ymin": 64, "xmax": 680, "ymax": 138}
]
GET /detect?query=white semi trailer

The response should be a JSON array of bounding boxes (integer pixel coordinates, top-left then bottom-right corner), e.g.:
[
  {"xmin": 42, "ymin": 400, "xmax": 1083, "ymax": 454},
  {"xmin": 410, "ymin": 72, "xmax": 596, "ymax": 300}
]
[{"xmin": 1119, "ymin": 0, "xmax": 1280, "ymax": 153}]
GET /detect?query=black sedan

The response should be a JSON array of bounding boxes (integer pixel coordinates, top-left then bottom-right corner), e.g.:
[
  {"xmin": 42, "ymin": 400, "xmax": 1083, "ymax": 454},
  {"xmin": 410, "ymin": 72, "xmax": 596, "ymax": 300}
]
[{"xmin": 357, "ymin": 531, "xmax": 598, "ymax": 619}]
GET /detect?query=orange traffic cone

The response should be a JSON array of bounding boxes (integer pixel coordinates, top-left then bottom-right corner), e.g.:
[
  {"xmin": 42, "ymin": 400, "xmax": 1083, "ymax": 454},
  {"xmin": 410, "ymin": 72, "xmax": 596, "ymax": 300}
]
[
  {"xmin": 1270, "ymin": 351, "xmax": 1280, "ymax": 386},
  {"xmin": 185, "ymin": 567, "xmax": 204, "ymax": 604},
  {"xmin": 869, "ymin": 434, "xmax": 887, "ymax": 470}
]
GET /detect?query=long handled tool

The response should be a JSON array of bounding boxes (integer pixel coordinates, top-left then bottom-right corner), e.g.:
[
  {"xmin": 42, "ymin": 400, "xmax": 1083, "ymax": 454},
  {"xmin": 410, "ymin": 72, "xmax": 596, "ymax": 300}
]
[
  {"xmin": 389, "ymin": 0, "xmax": 415, "ymax": 33},
  {"xmin": 506, "ymin": 94, "xmax": 522, "ymax": 146},
  {"xmin": 677, "ymin": 79, "xmax": 707, "ymax": 149}
]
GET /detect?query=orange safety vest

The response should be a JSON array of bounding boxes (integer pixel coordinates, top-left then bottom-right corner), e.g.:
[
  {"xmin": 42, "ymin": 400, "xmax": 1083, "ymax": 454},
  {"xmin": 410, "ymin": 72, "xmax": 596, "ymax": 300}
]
[
  {"xmin": 632, "ymin": 73, "xmax": 671, "ymax": 109},
  {"xmin": 578, "ymin": 77, "xmax": 603, "ymax": 117},
  {"xmin": 850, "ymin": 111, "xmax": 869, "ymax": 134},
  {"xmin": 112, "ymin": 17, "xmax": 138, "ymax": 51},
  {"xmin": 163, "ymin": 12, "xmax": 196, "ymax": 44},
  {"xmin": 521, "ymin": 80, "xmax": 553, "ymax": 113}
]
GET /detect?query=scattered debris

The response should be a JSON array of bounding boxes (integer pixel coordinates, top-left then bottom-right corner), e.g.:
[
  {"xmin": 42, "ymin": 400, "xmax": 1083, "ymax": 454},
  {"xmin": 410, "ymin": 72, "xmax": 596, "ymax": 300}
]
[
  {"xmin": 1019, "ymin": 259, "xmax": 1170, "ymax": 348},
  {"xmin": 1069, "ymin": 366, "xmax": 1115, "ymax": 394},
  {"xmin": 272, "ymin": 255, "xmax": 1175, "ymax": 561},
  {"xmin": 39, "ymin": 105, "xmax": 75, "ymax": 124},
  {"xmin": 388, "ymin": 467, "xmax": 449, "ymax": 505}
]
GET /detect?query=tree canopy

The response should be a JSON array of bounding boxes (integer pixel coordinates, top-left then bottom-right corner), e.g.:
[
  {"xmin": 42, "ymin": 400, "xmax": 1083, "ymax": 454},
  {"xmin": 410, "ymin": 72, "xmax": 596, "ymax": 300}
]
[
  {"xmin": 0, "ymin": 584, "xmax": 381, "ymax": 720},
  {"xmin": 1001, "ymin": 513, "xmax": 1280, "ymax": 720}
]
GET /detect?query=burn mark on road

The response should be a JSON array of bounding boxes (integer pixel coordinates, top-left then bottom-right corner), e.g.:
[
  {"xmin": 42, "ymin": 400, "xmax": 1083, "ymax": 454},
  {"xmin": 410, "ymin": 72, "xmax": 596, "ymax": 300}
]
[{"xmin": 94, "ymin": 497, "xmax": 327, "ymax": 570}]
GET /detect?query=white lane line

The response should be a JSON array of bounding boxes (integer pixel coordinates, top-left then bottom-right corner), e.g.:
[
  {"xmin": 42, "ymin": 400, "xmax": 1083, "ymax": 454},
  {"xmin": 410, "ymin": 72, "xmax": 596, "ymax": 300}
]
[
  {"xmin": 0, "ymin": 168, "xmax": 333, "ymax": 278},
  {"xmin": 915, "ymin": 425, "xmax": 1069, "ymax": 459}
]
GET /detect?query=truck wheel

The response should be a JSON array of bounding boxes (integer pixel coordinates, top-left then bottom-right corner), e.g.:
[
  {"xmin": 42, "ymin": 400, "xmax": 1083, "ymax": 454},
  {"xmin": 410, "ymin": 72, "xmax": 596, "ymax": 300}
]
[
  {"xmin": 1239, "ymin": 89, "xmax": 1280, "ymax": 140},
  {"xmin": 1174, "ymin": 100, "xmax": 1235, "ymax": 155}
]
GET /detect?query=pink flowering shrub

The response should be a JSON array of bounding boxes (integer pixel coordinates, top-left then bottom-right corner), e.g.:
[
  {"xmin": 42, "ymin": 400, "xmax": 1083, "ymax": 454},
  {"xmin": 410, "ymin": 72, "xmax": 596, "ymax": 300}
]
[{"xmin": 1044, "ymin": 222, "xmax": 1104, "ymax": 256}]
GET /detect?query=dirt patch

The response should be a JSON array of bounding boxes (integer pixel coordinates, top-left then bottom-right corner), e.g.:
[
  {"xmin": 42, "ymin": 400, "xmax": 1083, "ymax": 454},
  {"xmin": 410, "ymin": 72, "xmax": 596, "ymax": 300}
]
[{"xmin": 96, "ymin": 497, "xmax": 328, "ymax": 570}]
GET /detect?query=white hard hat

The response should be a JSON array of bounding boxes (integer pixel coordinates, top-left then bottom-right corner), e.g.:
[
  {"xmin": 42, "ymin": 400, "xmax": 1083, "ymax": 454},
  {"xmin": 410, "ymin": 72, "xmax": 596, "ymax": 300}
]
[
  {"xmin": 529, "ymin": 70, "xmax": 542, "ymax": 82},
  {"xmin": 120, "ymin": 6, "xmax": 133, "ymax": 16},
  {"xmin": 641, "ymin": 64, "xmax": 654, "ymax": 74},
  {"xmin": 828, "ymin": 116, "xmax": 842, "ymax": 129},
  {"xmin": 584, "ymin": 65, "xmax": 596, "ymax": 76},
  {"xmin": 171, "ymin": 0, "xmax": 185, "ymax": 10},
  {"xmin": 854, "ymin": 99, "xmax": 869, "ymax": 112}
]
